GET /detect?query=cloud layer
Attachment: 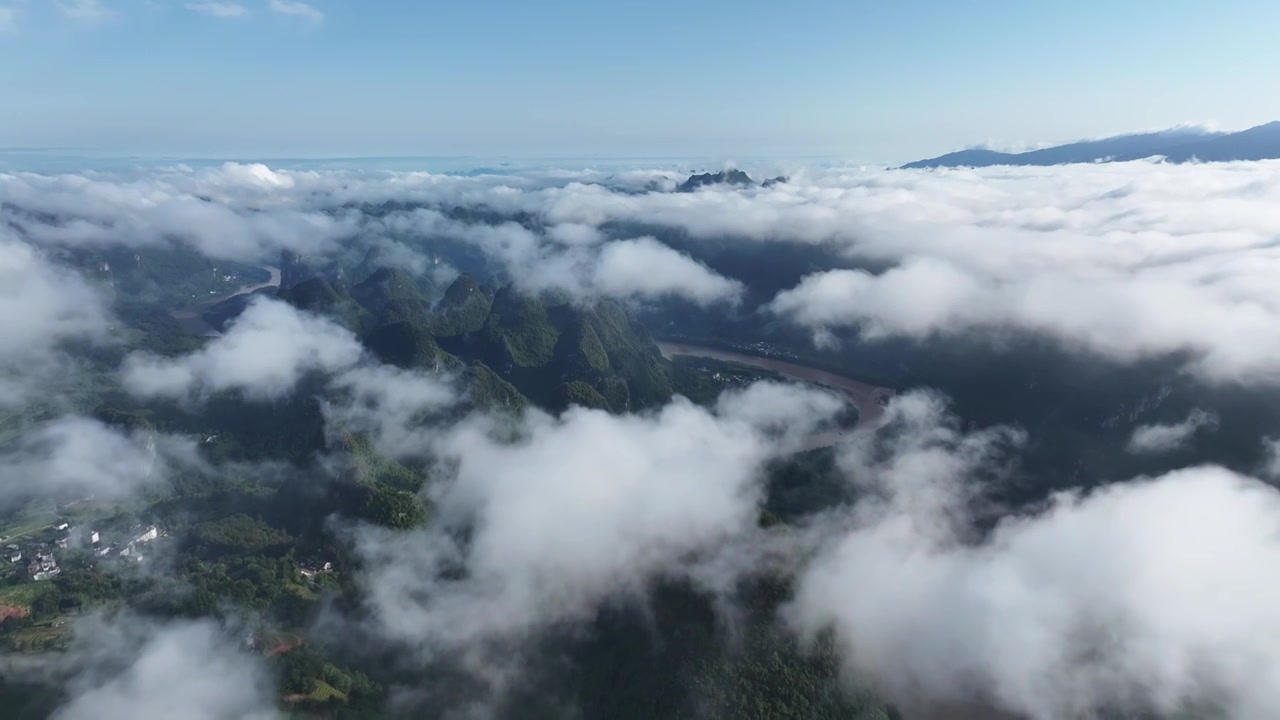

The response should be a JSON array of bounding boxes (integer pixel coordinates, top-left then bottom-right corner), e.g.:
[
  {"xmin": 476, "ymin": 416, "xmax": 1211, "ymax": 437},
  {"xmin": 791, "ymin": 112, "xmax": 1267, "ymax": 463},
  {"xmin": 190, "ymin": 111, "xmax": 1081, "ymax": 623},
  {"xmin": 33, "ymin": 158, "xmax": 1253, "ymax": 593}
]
[
  {"xmin": 789, "ymin": 393, "xmax": 1280, "ymax": 719},
  {"xmin": 52, "ymin": 615, "xmax": 276, "ymax": 720},
  {"xmin": 0, "ymin": 233, "xmax": 112, "ymax": 406},
  {"xmin": 354, "ymin": 382, "xmax": 845, "ymax": 649},
  {"xmin": 10, "ymin": 159, "xmax": 1280, "ymax": 381},
  {"xmin": 8, "ymin": 156, "xmax": 1280, "ymax": 715}
]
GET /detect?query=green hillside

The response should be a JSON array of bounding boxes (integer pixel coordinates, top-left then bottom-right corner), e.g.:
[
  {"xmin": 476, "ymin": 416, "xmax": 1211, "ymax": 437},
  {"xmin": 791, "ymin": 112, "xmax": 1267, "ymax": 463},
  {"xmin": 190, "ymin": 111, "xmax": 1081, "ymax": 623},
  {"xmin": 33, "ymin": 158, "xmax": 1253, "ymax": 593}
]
[
  {"xmin": 350, "ymin": 268, "xmax": 434, "ymax": 328},
  {"xmin": 431, "ymin": 272, "xmax": 493, "ymax": 337},
  {"xmin": 277, "ymin": 277, "xmax": 374, "ymax": 334},
  {"xmin": 364, "ymin": 321, "xmax": 462, "ymax": 374},
  {"xmin": 231, "ymin": 260, "xmax": 672, "ymax": 415}
]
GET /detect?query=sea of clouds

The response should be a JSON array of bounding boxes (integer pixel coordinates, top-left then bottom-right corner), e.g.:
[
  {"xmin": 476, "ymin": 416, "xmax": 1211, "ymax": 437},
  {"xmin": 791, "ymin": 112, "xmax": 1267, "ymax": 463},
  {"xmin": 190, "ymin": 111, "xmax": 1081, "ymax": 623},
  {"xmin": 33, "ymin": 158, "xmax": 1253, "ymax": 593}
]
[{"xmin": 8, "ymin": 158, "xmax": 1280, "ymax": 717}]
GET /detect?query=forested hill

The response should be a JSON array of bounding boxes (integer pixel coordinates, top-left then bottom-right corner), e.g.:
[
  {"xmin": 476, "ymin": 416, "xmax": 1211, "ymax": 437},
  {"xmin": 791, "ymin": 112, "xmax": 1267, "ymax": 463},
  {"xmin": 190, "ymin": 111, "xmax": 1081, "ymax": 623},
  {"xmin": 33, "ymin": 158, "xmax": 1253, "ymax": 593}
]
[{"xmin": 264, "ymin": 264, "xmax": 676, "ymax": 415}]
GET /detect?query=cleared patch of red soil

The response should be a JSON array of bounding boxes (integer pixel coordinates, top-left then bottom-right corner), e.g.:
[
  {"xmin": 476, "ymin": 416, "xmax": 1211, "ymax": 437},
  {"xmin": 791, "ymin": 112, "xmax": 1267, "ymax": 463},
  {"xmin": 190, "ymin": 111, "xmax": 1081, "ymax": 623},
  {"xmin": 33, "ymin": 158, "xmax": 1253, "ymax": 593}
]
[
  {"xmin": 265, "ymin": 633, "xmax": 303, "ymax": 657},
  {"xmin": 0, "ymin": 604, "xmax": 27, "ymax": 620}
]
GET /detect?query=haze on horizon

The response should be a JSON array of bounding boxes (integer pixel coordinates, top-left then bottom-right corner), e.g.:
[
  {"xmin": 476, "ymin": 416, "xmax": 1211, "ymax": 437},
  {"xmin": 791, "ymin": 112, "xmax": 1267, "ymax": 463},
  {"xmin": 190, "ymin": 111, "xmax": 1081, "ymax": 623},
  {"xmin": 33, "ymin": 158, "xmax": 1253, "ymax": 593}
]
[{"xmin": 3, "ymin": 0, "xmax": 1280, "ymax": 162}]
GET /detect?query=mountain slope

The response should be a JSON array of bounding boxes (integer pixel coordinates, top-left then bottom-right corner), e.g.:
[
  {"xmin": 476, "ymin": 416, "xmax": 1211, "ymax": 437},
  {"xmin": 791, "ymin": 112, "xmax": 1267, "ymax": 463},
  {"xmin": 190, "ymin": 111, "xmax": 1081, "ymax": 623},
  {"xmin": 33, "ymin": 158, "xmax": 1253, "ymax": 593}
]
[
  {"xmin": 350, "ymin": 268, "xmax": 434, "ymax": 327},
  {"xmin": 277, "ymin": 277, "xmax": 374, "ymax": 334},
  {"xmin": 1119, "ymin": 121, "xmax": 1280, "ymax": 162},
  {"xmin": 431, "ymin": 273, "xmax": 493, "ymax": 337},
  {"xmin": 678, "ymin": 170, "xmax": 755, "ymax": 192},
  {"xmin": 902, "ymin": 122, "xmax": 1280, "ymax": 168}
]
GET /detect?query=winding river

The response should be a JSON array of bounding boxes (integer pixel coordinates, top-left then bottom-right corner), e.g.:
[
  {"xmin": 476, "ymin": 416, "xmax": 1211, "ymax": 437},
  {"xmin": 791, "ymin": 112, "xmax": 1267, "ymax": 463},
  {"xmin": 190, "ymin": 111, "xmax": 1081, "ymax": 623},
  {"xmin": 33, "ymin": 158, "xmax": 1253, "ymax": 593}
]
[
  {"xmin": 657, "ymin": 341, "xmax": 895, "ymax": 442},
  {"xmin": 169, "ymin": 266, "xmax": 281, "ymax": 336},
  {"xmin": 199, "ymin": 265, "xmax": 282, "ymax": 306}
]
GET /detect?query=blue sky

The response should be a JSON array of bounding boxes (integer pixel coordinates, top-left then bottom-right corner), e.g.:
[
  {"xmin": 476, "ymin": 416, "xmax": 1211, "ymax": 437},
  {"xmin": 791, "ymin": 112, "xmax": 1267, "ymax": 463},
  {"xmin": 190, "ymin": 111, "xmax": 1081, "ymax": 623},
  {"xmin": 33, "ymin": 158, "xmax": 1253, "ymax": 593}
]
[{"xmin": 2, "ymin": 0, "xmax": 1280, "ymax": 162}]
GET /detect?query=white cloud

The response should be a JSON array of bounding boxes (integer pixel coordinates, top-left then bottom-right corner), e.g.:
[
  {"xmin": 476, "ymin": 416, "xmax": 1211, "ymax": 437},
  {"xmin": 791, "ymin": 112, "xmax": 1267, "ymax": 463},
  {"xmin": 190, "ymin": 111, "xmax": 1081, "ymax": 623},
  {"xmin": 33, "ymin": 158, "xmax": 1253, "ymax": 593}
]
[
  {"xmin": 11, "ymin": 160, "xmax": 1280, "ymax": 383},
  {"xmin": 0, "ymin": 234, "xmax": 112, "ymax": 407},
  {"xmin": 1, "ymin": 417, "xmax": 152, "ymax": 499},
  {"xmin": 546, "ymin": 222, "xmax": 604, "ymax": 246},
  {"xmin": 122, "ymin": 297, "xmax": 363, "ymax": 401},
  {"xmin": 268, "ymin": 0, "xmax": 321, "ymax": 23},
  {"xmin": 788, "ymin": 393, "xmax": 1280, "ymax": 719},
  {"xmin": 0, "ymin": 165, "xmax": 354, "ymax": 262},
  {"xmin": 0, "ymin": 415, "xmax": 205, "ymax": 509},
  {"xmin": 374, "ymin": 159, "xmax": 1280, "ymax": 385},
  {"xmin": 1127, "ymin": 409, "xmax": 1218, "ymax": 454},
  {"xmin": 324, "ymin": 364, "xmax": 457, "ymax": 459},
  {"xmin": 1257, "ymin": 437, "xmax": 1280, "ymax": 481},
  {"xmin": 379, "ymin": 208, "xmax": 742, "ymax": 306},
  {"xmin": 0, "ymin": 6, "xmax": 17, "ymax": 33},
  {"xmin": 354, "ymin": 382, "xmax": 843, "ymax": 649},
  {"xmin": 592, "ymin": 236, "xmax": 742, "ymax": 306},
  {"xmin": 185, "ymin": 1, "xmax": 247, "ymax": 18},
  {"xmin": 771, "ymin": 245, "xmax": 1280, "ymax": 384},
  {"xmin": 770, "ymin": 259, "xmax": 984, "ymax": 338},
  {"xmin": 52, "ymin": 615, "xmax": 276, "ymax": 720},
  {"xmin": 57, "ymin": 0, "xmax": 113, "ymax": 22},
  {"xmin": 771, "ymin": 255, "xmax": 1280, "ymax": 375}
]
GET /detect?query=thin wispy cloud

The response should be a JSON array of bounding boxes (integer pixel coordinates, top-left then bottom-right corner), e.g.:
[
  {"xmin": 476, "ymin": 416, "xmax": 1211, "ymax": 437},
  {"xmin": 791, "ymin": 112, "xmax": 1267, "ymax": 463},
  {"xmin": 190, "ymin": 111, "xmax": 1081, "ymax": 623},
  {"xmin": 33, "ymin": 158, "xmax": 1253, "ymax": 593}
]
[
  {"xmin": 268, "ymin": 0, "xmax": 321, "ymax": 23},
  {"xmin": 0, "ymin": 6, "xmax": 17, "ymax": 33},
  {"xmin": 1128, "ymin": 409, "xmax": 1219, "ymax": 454},
  {"xmin": 57, "ymin": 0, "xmax": 113, "ymax": 22},
  {"xmin": 185, "ymin": 1, "xmax": 247, "ymax": 18}
]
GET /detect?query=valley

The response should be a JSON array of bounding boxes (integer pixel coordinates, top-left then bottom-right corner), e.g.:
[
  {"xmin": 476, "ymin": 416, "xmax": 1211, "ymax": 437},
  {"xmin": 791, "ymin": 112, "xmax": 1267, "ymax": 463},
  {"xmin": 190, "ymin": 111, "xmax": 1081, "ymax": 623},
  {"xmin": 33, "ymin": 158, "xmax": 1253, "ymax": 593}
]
[{"xmin": 657, "ymin": 341, "xmax": 896, "ymax": 429}]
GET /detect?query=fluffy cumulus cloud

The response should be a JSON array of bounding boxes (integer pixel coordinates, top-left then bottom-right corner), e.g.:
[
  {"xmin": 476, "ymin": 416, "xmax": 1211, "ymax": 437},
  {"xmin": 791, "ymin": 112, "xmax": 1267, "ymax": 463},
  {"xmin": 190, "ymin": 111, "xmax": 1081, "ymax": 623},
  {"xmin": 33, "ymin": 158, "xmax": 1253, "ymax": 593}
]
[
  {"xmin": 50, "ymin": 614, "xmax": 276, "ymax": 720},
  {"xmin": 0, "ymin": 234, "xmax": 112, "ymax": 406},
  {"xmin": 122, "ymin": 297, "xmax": 363, "ymax": 401},
  {"xmin": 592, "ymin": 236, "xmax": 742, "ymax": 305},
  {"xmin": 753, "ymin": 161, "xmax": 1280, "ymax": 384},
  {"xmin": 788, "ymin": 392, "xmax": 1280, "ymax": 720},
  {"xmin": 1128, "ymin": 409, "xmax": 1219, "ymax": 454},
  {"xmin": 354, "ymin": 382, "xmax": 844, "ymax": 649},
  {"xmin": 375, "ymin": 208, "xmax": 741, "ymax": 305},
  {"xmin": 0, "ymin": 165, "xmax": 355, "ymax": 262},
  {"xmin": 770, "ymin": 255, "xmax": 1280, "ymax": 383}
]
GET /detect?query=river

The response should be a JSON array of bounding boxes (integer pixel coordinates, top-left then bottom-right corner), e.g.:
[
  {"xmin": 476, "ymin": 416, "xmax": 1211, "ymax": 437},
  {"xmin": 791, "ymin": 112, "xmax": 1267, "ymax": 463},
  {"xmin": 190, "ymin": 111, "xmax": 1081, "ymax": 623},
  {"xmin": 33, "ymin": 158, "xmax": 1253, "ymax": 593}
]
[
  {"xmin": 199, "ymin": 265, "xmax": 281, "ymax": 306},
  {"xmin": 657, "ymin": 342, "xmax": 896, "ymax": 437},
  {"xmin": 169, "ymin": 266, "xmax": 281, "ymax": 335}
]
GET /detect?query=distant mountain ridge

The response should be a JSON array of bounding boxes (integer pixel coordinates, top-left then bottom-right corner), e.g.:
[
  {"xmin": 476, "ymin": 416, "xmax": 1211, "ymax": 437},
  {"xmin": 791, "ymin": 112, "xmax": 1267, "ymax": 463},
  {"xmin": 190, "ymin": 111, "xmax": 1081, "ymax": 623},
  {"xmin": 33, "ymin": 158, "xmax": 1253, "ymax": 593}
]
[
  {"xmin": 901, "ymin": 121, "xmax": 1280, "ymax": 169},
  {"xmin": 676, "ymin": 170, "xmax": 788, "ymax": 192}
]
